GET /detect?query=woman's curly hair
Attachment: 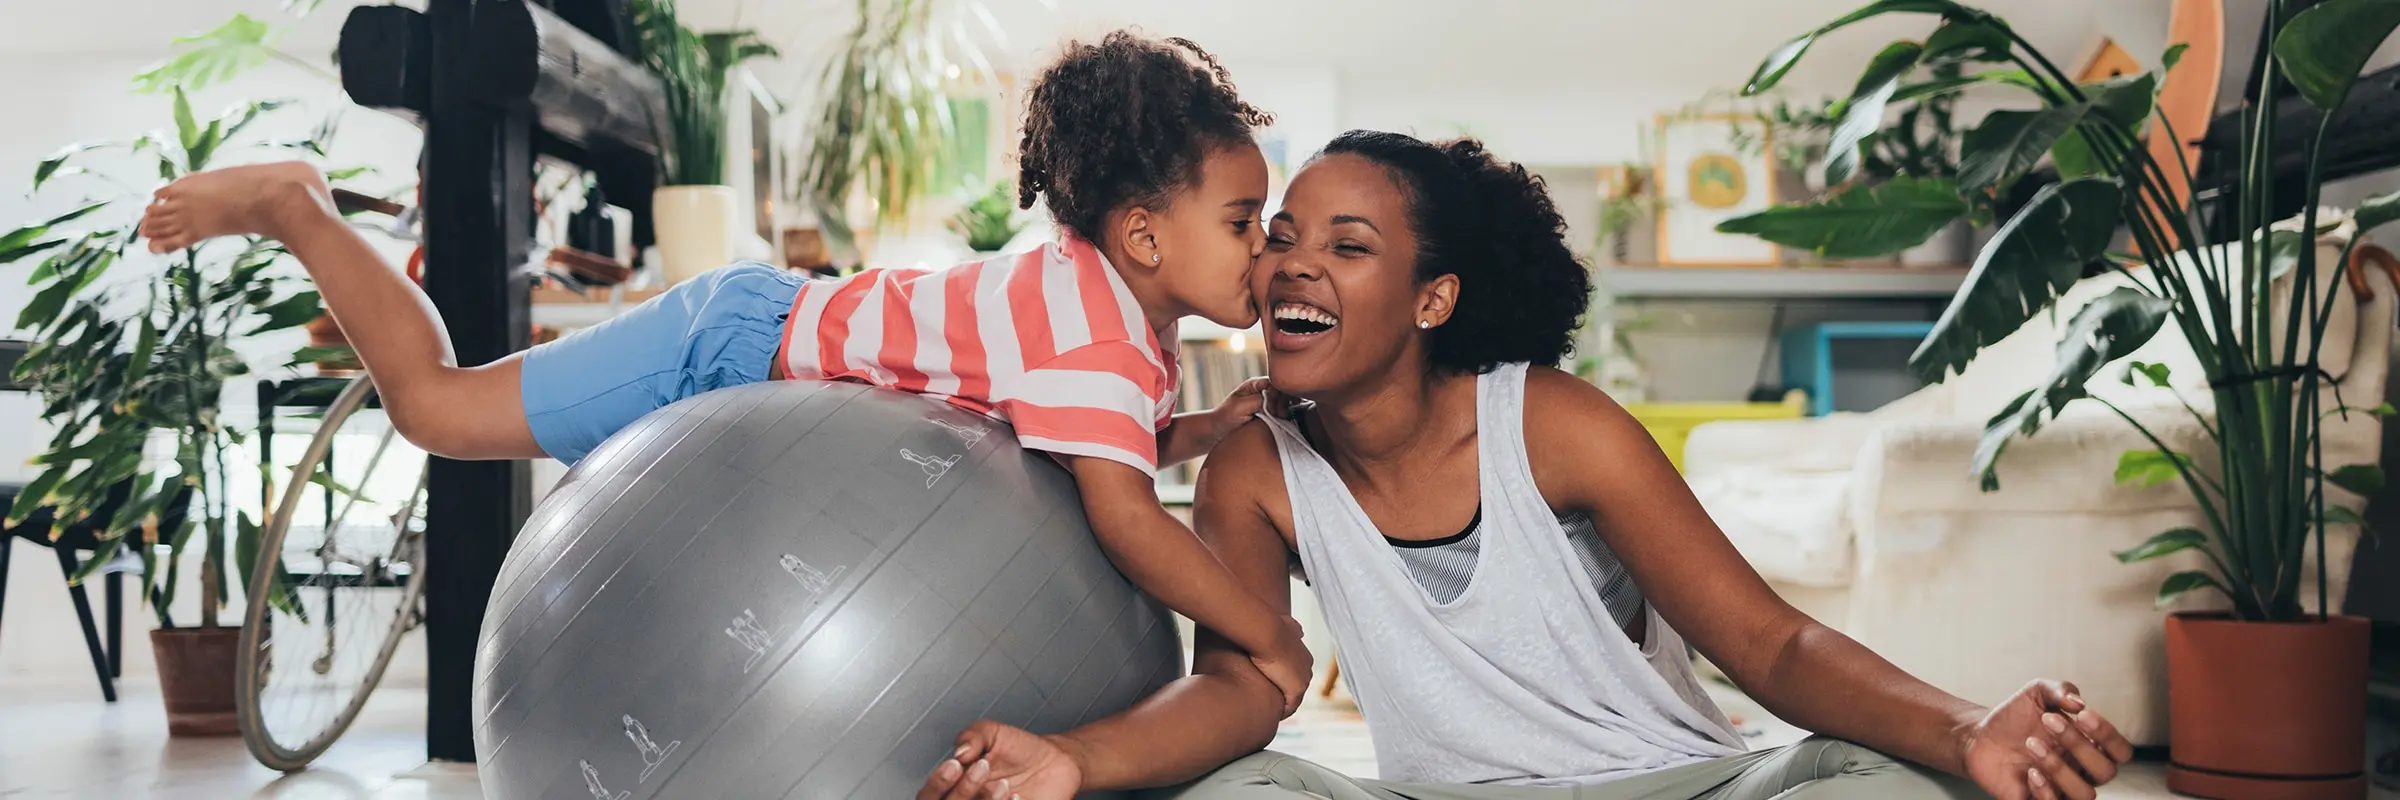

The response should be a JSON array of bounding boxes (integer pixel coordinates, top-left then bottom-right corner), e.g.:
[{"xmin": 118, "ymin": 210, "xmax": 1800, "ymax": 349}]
[
  {"xmin": 1016, "ymin": 31, "xmax": 1273, "ymax": 242},
  {"xmin": 1317, "ymin": 130, "xmax": 1591, "ymax": 374}
]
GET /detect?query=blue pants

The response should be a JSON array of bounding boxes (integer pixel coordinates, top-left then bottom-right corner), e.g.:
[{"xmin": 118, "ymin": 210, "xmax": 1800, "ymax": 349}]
[{"xmin": 520, "ymin": 263, "xmax": 807, "ymax": 464}]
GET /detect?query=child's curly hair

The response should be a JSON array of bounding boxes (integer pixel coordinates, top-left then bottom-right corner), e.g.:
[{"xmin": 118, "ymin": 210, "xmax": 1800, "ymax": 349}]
[{"xmin": 1016, "ymin": 31, "xmax": 1274, "ymax": 242}]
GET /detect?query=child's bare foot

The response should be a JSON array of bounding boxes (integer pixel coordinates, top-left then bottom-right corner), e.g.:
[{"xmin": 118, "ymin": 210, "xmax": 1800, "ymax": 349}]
[{"xmin": 142, "ymin": 161, "xmax": 336, "ymax": 253}]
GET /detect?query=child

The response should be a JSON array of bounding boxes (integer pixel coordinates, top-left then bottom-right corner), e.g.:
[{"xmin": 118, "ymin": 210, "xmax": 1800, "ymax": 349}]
[{"xmin": 139, "ymin": 31, "xmax": 1314, "ymax": 711}]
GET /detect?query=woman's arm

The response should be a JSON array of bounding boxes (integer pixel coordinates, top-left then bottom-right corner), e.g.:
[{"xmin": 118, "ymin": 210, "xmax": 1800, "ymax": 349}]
[
  {"xmin": 1519, "ymin": 369, "xmax": 2123, "ymax": 786},
  {"xmin": 925, "ymin": 422, "xmax": 1296, "ymax": 799}
]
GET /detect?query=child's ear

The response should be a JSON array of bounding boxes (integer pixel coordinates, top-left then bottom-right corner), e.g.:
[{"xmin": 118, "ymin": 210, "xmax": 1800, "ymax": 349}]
[
  {"xmin": 1419, "ymin": 274, "xmax": 1460, "ymax": 327},
  {"xmin": 1117, "ymin": 206, "xmax": 1161, "ymax": 273}
]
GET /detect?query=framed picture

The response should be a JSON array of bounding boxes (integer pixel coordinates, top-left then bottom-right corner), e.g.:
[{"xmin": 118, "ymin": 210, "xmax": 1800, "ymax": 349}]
[{"xmin": 1654, "ymin": 113, "xmax": 1780, "ymax": 266}]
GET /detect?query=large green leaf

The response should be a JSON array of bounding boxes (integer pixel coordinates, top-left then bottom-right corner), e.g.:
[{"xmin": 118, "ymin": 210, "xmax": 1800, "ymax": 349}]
[
  {"xmin": 1960, "ymin": 103, "xmax": 2091, "ymax": 192},
  {"xmin": 2327, "ymin": 464, "xmax": 2387, "ymax": 496},
  {"xmin": 1826, "ymin": 41, "xmax": 1926, "ymax": 185},
  {"xmin": 131, "ymin": 14, "xmax": 278, "ymax": 94},
  {"xmin": 2156, "ymin": 570, "xmax": 2228, "ymax": 607},
  {"xmin": 1972, "ymin": 288, "xmax": 2173, "ymax": 488},
  {"xmin": 246, "ymin": 291, "xmax": 322, "ymax": 335},
  {"xmin": 2115, "ymin": 449, "xmax": 2194, "ymax": 487},
  {"xmin": 2053, "ymin": 73, "xmax": 2160, "ymax": 179},
  {"xmin": 1922, "ymin": 20, "xmax": 2014, "ymax": 62},
  {"xmin": 1716, "ymin": 176, "xmax": 1967, "ymax": 259},
  {"xmin": 2115, "ymin": 527, "xmax": 2208, "ymax": 564},
  {"xmin": 2355, "ymin": 187, "xmax": 2400, "ymax": 234},
  {"xmin": 2273, "ymin": 0, "xmax": 2400, "ymax": 111},
  {"xmin": 1912, "ymin": 178, "xmax": 2123, "ymax": 382},
  {"xmin": 1742, "ymin": 0, "xmax": 1978, "ymax": 94}
]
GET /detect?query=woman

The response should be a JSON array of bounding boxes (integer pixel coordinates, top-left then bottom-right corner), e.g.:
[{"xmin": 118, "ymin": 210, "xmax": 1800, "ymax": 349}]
[{"xmin": 918, "ymin": 131, "xmax": 2135, "ymax": 800}]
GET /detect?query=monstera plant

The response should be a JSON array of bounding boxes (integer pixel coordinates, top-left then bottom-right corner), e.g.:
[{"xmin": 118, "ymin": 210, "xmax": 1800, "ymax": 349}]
[{"xmin": 1717, "ymin": 2, "xmax": 2393, "ymax": 794}]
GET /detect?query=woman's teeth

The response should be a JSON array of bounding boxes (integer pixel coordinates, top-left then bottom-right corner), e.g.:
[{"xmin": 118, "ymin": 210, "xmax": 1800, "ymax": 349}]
[{"xmin": 1272, "ymin": 303, "xmax": 1337, "ymax": 335}]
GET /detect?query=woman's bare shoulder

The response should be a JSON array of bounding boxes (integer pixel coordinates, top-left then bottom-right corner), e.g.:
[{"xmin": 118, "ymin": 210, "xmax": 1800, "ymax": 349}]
[{"xmin": 1193, "ymin": 418, "xmax": 1296, "ymax": 549}]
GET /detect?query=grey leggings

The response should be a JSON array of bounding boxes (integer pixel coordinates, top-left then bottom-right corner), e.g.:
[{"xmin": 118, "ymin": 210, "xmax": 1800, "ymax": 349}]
[{"xmin": 1137, "ymin": 738, "xmax": 1986, "ymax": 799}]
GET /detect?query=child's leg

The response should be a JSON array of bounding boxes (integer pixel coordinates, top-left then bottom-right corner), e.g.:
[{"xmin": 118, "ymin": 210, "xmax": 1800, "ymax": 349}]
[
  {"xmin": 142, "ymin": 163, "xmax": 807, "ymax": 464},
  {"xmin": 145, "ymin": 162, "xmax": 541, "ymax": 460}
]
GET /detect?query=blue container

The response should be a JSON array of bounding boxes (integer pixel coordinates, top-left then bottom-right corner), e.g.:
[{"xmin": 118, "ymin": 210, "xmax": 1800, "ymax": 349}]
[{"xmin": 1780, "ymin": 321, "xmax": 1938, "ymax": 416}]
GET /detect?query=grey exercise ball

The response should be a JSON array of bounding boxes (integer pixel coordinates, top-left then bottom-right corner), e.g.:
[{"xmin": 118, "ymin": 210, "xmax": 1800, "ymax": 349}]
[{"xmin": 472, "ymin": 381, "xmax": 1183, "ymax": 799}]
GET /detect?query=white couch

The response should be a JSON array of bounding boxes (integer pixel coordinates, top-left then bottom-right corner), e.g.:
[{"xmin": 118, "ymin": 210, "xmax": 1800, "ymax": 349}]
[{"xmin": 1683, "ymin": 229, "xmax": 2395, "ymax": 746}]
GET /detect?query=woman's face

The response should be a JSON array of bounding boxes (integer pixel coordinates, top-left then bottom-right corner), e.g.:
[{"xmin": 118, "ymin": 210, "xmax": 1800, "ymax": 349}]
[{"xmin": 1254, "ymin": 154, "xmax": 1431, "ymax": 399}]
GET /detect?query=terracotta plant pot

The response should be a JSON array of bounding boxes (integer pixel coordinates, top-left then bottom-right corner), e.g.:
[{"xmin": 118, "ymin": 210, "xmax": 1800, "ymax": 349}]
[
  {"xmin": 151, "ymin": 626, "xmax": 241, "ymax": 736},
  {"xmin": 2166, "ymin": 613, "xmax": 2369, "ymax": 799},
  {"xmin": 302, "ymin": 312, "xmax": 361, "ymax": 373}
]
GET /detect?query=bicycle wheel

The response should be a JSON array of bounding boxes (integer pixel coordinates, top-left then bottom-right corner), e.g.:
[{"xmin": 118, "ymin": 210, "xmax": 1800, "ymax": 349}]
[{"xmin": 237, "ymin": 375, "xmax": 432, "ymax": 771}]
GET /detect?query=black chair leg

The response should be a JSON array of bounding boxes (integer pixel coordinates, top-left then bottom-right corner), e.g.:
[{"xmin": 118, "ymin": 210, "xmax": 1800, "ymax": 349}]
[
  {"xmin": 105, "ymin": 571, "xmax": 122, "ymax": 679},
  {"xmin": 53, "ymin": 547, "xmax": 116, "ymax": 703},
  {"xmin": 0, "ymin": 538, "xmax": 12, "ymax": 651}
]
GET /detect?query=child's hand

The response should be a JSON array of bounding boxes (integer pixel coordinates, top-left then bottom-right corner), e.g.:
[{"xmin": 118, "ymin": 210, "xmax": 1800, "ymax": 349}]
[
  {"xmin": 1213, "ymin": 377, "xmax": 1289, "ymax": 428},
  {"xmin": 1248, "ymin": 615, "xmax": 1313, "ymax": 717}
]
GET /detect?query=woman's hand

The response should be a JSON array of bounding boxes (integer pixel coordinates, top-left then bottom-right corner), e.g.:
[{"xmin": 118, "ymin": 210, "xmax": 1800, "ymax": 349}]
[
  {"xmin": 1960, "ymin": 680, "xmax": 2135, "ymax": 800},
  {"xmin": 917, "ymin": 720, "xmax": 1084, "ymax": 800}
]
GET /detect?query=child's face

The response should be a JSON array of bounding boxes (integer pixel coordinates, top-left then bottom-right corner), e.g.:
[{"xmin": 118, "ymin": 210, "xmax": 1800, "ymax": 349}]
[{"xmin": 1154, "ymin": 142, "xmax": 1269, "ymax": 329}]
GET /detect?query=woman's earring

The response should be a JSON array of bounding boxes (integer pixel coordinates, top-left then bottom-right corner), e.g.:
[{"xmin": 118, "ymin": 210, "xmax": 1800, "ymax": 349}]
[
  {"xmin": 1151, "ymin": 253, "xmax": 1161, "ymax": 264},
  {"xmin": 1417, "ymin": 320, "xmax": 1432, "ymax": 329}
]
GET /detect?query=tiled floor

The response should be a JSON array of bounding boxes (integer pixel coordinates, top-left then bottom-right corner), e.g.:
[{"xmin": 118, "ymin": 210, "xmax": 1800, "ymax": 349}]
[{"xmin": 0, "ymin": 680, "xmax": 2384, "ymax": 798}]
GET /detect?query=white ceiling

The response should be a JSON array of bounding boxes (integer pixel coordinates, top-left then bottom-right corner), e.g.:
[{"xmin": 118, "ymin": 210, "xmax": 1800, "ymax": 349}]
[{"xmin": 2, "ymin": 0, "xmax": 2172, "ymax": 100}]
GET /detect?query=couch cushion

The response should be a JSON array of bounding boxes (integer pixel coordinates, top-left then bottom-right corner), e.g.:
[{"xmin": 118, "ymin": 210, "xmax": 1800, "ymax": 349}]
[{"xmin": 1690, "ymin": 467, "xmax": 1855, "ymax": 587}]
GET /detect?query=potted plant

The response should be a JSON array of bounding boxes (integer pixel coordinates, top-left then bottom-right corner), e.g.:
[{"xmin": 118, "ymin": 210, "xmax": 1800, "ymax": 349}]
[
  {"xmin": 4, "ymin": 92, "xmax": 337, "ymax": 735},
  {"xmin": 799, "ymin": 0, "xmax": 991, "ymax": 267},
  {"xmin": 948, "ymin": 178, "xmax": 1025, "ymax": 257},
  {"xmin": 629, "ymin": 0, "xmax": 776, "ymax": 284},
  {"xmin": 1718, "ymin": 2, "xmax": 2389, "ymax": 796}
]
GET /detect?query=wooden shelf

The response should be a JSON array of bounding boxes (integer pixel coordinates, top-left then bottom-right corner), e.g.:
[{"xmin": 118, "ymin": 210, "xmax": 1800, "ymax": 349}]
[
  {"xmin": 531, "ymin": 285, "xmax": 662, "ymax": 305},
  {"xmin": 1602, "ymin": 264, "xmax": 1969, "ymax": 300}
]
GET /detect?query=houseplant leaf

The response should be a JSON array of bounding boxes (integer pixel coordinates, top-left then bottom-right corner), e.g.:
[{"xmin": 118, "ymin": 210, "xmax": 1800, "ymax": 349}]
[
  {"xmin": 1960, "ymin": 104, "xmax": 2091, "ymax": 192},
  {"xmin": 2115, "ymin": 527, "xmax": 2208, "ymax": 563},
  {"xmin": 2115, "ymin": 449, "xmax": 2193, "ymax": 487},
  {"xmin": 2263, "ymin": 228, "xmax": 2308, "ymax": 279},
  {"xmin": 1912, "ymin": 178, "xmax": 2123, "ymax": 382},
  {"xmin": 2325, "ymin": 505, "xmax": 2369, "ymax": 529},
  {"xmin": 1716, "ymin": 176, "xmax": 1967, "ymax": 258},
  {"xmin": 1826, "ymin": 41, "xmax": 1926, "ymax": 186},
  {"xmin": 2155, "ymin": 570, "xmax": 2227, "ymax": 606},
  {"xmin": 2354, "ymin": 187, "xmax": 2400, "ymax": 234},
  {"xmin": 246, "ymin": 291, "xmax": 322, "ymax": 335},
  {"xmin": 2053, "ymin": 73, "xmax": 2159, "ymax": 178},
  {"xmin": 1742, "ymin": 0, "xmax": 1977, "ymax": 94},
  {"xmin": 172, "ymin": 88, "xmax": 202, "ymax": 159},
  {"xmin": 2123, "ymin": 359, "xmax": 2173, "ymax": 387},
  {"xmin": 2272, "ymin": 0, "xmax": 2400, "ymax": 111},
  {"xmin": 33, "ymin": 143, "xmax": 112, "ymax": 190},
  {"xmin": 1972, "ymin": 287, "xmax": 2173, "ymax": 488},
  {"xmin": 1922, "ymin": 19, "xmax": 2014, "ymax": 62},
  {"xmin": 2326, "ymin": 464, "xmax": 2387, "ymax": 496},
  {"xmin": 131, "ymin": 13, "xmax": 277, "ymax": 94},
  {"xmin": 2162, "ymin": 43, "xmax": 2190, "ymax": 72}
]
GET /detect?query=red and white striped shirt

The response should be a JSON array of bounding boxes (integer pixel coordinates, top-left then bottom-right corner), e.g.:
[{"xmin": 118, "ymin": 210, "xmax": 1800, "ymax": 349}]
[{"xmin": 778, "ymin": 238, "xmax": 1182, "ymax": 475}]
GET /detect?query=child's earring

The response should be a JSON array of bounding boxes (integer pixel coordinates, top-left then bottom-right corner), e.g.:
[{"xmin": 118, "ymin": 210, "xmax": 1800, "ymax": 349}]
[
  {"xmin": 1417, "ymin": 319, "xmax": 1432, "ymax": 329},
  {"xmin": 1151, "ymin": 253, "xmax": 1161, "ymax": 264}
]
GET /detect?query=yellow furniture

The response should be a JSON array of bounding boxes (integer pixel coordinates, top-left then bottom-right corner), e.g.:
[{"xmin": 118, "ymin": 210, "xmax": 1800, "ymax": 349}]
[{"xmin": 1624, "ymin": 392, "xmax": 1806, "ymax": 472}]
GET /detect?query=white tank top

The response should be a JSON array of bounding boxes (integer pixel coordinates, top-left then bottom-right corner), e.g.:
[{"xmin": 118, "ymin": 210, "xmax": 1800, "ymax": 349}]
[{"xmin": 1263, "ymin": 363, "xmax": 1745, "ymax": 786}]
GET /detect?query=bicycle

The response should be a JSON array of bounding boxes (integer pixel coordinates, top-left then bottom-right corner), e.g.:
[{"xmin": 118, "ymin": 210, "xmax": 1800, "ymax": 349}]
[{"xmin": 236, "ymin": 374, "xmax": 431, "ymax": 771}]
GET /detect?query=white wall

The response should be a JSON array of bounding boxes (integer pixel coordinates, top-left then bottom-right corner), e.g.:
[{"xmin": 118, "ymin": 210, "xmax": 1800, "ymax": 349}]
[{"xmin": 0, "ymin": 52, "xmax": 424, "ymax": 688}]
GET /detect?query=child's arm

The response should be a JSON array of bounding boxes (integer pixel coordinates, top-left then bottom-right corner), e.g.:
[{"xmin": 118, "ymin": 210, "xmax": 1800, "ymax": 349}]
[
  {"xmin": 1155, "ymin": 378, "xmax": 1278, "ymax": 466},
  {"xmin": 1061, "ymin": 454, "xmax": 1310, "ymax": 711}
]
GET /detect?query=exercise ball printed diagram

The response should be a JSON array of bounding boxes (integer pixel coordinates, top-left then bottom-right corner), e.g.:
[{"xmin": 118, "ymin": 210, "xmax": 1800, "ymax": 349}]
[{"xmin": 472, "ymin": 381, "xmax": 1183, "ymax": 799}]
